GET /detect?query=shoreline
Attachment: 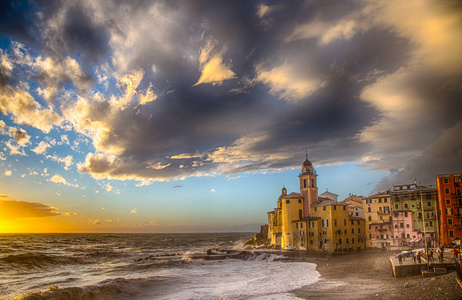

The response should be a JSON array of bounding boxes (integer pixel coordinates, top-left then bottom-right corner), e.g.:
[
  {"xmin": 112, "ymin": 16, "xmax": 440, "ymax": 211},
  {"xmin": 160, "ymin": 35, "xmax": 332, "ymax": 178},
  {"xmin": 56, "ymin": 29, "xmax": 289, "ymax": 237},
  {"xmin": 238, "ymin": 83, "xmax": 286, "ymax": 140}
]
[{"xmin": 283, "ymin": 249, "xmax": 462, "ymax": 299}]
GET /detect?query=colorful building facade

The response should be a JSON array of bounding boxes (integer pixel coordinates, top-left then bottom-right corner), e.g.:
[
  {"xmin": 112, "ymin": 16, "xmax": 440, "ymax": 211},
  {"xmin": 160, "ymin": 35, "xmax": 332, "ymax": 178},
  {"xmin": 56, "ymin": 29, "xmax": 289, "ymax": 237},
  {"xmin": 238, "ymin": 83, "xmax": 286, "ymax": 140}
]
[
  {"xmin": 437, "ymin": 173, "xmax": 462, "ymax": 245},
  {"xmin": 267, "ymin": 156, "xmax": 365, "ymax": 252},
  {"xmin": 363, "ymin": 191, "xmax": 392, "ymax": 248},
  {"xmin": 391, "ymin": 184, "xmax": 439, "ymax": 248}
]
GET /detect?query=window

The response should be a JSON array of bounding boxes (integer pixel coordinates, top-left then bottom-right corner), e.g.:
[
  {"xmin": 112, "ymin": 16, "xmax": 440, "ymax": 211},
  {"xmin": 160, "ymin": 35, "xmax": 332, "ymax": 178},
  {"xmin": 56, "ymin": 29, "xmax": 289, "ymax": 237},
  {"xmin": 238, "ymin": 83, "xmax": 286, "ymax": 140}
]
[
  {"xmin": 406, "ymin": 224, "xmax": 410, "ymax": 228},
  {"xmin": 448, "ymin": 218, "xmax": 453, "ymax": 225},
  {"xmin": 296, "ymin": 223, "xmax": 299, "ymax": 229},
  {"xmin": 427, "ymin": 201, "xmax": 431, "ymax": 207},
  {"xmin": 405, "ymin": 212, "xmax": 408, "ymax": 217},
  {"xmin": 444, "ymin": 178, "xmax": 449, "ymax": 184},
  {"xmin": 400, "ymin": 223, "xmax": 404, "ymax": 228},
  {"xmin": 300, "ymin": 223, "xmax": 303, "ymax": 228},
  {"xmin": 323, "ymin": 206, "xmax": 326, "ymax": 211},
  {"xmin": 446, "ymin": 199, "xmax": 451, "ymax": 205},
  {"xmin": 368, "ymin": 216, "xmax": 372, "ymax": 221},
  {"xmin": 286, "ymin": 200, "xmax": 290, "ymax": 204},
  {"xmin": 406, "ymin": 234, "xmax": 410, "ymax": 238},
  {"xmin": 404, "ymin": 204, "xmax": 408, "ymax": 209},
  {"xmin": 379, "ymin": 198, "xmax": 382, "ymax": 203},
  {"xmin": 344, "ymin": 219, "xmax": 347, "ymax": 226},
  {"xmin": 343, "ymin": 206, "xmax": 346, "ymax": 210},
  {"xmin": 352, "ymin": 228, "xmax": 354, "ymax": 234},
  {"xmin": 429, "ymin": 222, "xmax": 432, "ymax": 227},
  {"xmin": 449, "ymin": 231, "xmax": 454, "ymax": 237},
  {"xmin": 384, "ymin": 198, "xmax": 388, "ymax": 203},
  {"xmin": 368, "ymin": 207, "xmax": 371, "ymax": 212},
  {"xmin": 346, "ymin": 238, "xmax": 349, "ymax": 244},
  {"xmin": 395, "ymin": 204, "xmax": 398, "ymax": 209},
  {"xmin": 351, "ymin": 220, "xmax": 354, "ymax": 225},
  {"xmin": 375, "ymin": 226, "xmax": 378, "ymax": 229},
  {"xmin": 298, "ymin": 199, "xmax": 302, "ymax": 203},
  {"xmin": 334, "ymin": 205, "xmax": 336, "ymax": 210},
  {"xmin": 339, "ymin": 238, "xmax": 342, "ymax": 244},
  {"xmin": 322, "ymin": 219, "xmax": 329, "ymax": 227},
  {"xmin": 334, "ymin": 219, "xmax": 337, "ymax": 226},
  {"xmin": 303, "ymin": 179, "xmax": 307, "ymax": 188},
  {"xmin": 358, "ymin": 228, "xmax": 361, "ymax": 233},
  {"xmin": 344, "ymin": 230, "xmax": 347, "ymax": 234},
  {"xmin": 352, "ymin": 238, "xmax": 355, "ymax": 244},
  {"xmin": 314, "ymin": 207, "xmax": 317, "ymax": 212},
  {"xmin": 311, "ymin": 179, "xmax": 315, "ymax": 187},
  {"xmin": 447, "ymin": 208, "xmax": 453, "ymax": 215},
  {"xmin": 445, "ymin": 188, "xmax": 450, "ymax": 194}
]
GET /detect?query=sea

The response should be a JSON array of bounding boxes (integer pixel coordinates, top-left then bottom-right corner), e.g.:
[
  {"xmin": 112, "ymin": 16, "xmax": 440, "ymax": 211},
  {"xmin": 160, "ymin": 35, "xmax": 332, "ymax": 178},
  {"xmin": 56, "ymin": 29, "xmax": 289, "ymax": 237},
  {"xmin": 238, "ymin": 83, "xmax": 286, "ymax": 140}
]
[{"xmin": 0, "ymin": 233, "xmax": 320, "ymax": 300}]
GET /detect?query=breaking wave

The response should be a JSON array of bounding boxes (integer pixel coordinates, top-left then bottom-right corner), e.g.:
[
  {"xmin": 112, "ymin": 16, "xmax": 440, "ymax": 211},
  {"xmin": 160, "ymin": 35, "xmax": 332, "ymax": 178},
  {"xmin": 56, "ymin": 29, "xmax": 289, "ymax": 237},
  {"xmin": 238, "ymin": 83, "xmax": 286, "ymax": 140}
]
[{"xmin": 0, "ymin": 253, "xmax": 86, "ymax": 270}]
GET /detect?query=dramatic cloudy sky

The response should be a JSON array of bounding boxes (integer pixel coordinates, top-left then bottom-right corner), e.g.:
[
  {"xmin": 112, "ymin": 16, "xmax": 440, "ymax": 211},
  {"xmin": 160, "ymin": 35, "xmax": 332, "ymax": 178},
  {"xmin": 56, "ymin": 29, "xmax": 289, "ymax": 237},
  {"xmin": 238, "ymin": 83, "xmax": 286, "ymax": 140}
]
[{"xmin": 1, "ymin": 0, "xmax": 461, "ymax": 233}]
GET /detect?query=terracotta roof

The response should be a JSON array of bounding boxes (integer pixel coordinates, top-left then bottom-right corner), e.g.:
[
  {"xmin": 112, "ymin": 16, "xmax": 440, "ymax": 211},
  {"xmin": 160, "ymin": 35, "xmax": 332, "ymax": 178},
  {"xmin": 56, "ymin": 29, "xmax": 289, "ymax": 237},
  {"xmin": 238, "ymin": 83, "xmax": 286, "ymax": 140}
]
[
  {"xmin": 284, "ymin": 192, "xmax": 302, "ymax": 199},
  {"xmin": 311, "ymin": 197, "xmax": 338, "ymax": 207}
]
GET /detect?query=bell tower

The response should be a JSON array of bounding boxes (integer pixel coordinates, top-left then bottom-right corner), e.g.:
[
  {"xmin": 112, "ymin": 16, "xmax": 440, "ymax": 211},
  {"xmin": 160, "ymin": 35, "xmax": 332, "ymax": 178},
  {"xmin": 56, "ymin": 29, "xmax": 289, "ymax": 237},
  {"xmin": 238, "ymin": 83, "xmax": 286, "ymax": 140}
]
[{"xmin": 299, "ymin": 153, "xmax": 318, "ymax": 217}]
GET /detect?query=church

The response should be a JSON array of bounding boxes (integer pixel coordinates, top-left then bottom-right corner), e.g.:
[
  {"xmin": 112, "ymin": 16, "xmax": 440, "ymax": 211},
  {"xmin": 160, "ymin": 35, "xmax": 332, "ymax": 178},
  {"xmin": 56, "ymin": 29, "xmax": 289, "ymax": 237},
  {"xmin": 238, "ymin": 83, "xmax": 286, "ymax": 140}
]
[{"xmin": 267, "ymin": 156, "xmax": 366, "ymax": 252}]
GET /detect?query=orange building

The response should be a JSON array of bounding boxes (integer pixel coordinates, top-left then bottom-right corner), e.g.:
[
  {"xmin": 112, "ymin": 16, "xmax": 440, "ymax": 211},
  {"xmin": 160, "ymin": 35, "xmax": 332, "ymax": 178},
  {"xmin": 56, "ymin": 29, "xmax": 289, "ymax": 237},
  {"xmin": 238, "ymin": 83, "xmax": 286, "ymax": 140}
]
[{"xmin": 437, "ymin": 173, "xmax": 462, "ymax": 245}]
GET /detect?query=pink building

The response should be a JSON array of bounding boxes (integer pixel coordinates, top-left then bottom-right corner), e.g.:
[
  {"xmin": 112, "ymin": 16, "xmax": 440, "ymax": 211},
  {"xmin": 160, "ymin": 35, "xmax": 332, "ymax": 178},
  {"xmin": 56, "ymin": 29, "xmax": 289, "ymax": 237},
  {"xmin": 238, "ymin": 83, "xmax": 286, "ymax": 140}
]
[
  {"xmin": 392, "ymin": 211, "xmax": 415, "ymax": 246},
  {"xmin": 369, "ymin": 222, "xmax": 393, "ymax": 248}
]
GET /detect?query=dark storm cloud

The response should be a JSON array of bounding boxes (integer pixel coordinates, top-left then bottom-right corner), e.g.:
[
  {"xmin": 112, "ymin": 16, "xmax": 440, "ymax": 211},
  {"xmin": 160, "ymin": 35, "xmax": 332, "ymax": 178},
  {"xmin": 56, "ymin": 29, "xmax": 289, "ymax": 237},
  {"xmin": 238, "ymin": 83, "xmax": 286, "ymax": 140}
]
[{"xmin": 2, "ymin": 0, "xmax": 462, "ymax": 186}]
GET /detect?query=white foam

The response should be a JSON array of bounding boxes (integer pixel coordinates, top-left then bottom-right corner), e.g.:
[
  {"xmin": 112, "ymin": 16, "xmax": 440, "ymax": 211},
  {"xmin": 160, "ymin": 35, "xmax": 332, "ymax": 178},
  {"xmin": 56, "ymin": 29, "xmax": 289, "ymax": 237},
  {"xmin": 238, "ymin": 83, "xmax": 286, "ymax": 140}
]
[{"xmin": 154, "ymin": 259, "xmax": 320, "ymax": 300}]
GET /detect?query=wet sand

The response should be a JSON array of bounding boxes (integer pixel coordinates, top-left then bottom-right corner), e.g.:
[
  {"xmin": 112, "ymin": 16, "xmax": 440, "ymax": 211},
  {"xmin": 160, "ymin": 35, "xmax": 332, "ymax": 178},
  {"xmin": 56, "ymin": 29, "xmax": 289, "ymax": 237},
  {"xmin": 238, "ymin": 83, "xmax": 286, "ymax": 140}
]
[{"xmin": 293, "ymin": 249, "xmax": 462, "ymax": 300}]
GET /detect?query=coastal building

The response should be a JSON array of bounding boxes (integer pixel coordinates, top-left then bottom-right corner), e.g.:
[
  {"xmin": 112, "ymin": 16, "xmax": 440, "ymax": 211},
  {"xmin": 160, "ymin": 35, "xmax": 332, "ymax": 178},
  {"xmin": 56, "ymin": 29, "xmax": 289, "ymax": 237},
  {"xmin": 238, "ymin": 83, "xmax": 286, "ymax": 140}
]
[
  {"xmin": 436, "ymin": 173, "xmax": 462, "ymax": 245},
  {"xmin": 390, "ymin": 184, "xmax": 439, "ymax": 248},
  {"xmin": 266, "ymin": 155, "xmax": 366, "ymax": 252},
  {"xmin": 362, "ymin": 191, "xmax": 392, "ymax": 248},
  {"xmin": 341, "ymin": 195, "xmax": 364, "ymax": 218}
]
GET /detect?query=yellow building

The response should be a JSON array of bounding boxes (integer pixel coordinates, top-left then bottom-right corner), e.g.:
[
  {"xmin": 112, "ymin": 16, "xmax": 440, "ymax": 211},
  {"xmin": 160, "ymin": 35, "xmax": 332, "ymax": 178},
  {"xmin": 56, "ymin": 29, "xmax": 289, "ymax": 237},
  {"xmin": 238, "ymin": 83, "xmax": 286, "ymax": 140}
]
[
  {"xmin": 267, "ymin": 156, "xmax": 366, "ymax": 252},
  {"xmin": 362, "ymin": 191, "xmax": 392, "ymax": 248}
]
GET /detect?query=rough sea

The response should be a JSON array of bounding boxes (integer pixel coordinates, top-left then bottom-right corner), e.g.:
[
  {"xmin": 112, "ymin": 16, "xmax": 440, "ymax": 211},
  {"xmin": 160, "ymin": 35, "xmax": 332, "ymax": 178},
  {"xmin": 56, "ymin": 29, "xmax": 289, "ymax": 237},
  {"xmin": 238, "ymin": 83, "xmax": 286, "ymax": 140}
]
[{"xmin": 0, "ymin": 233, "xmax": 320, "ymax": 299}]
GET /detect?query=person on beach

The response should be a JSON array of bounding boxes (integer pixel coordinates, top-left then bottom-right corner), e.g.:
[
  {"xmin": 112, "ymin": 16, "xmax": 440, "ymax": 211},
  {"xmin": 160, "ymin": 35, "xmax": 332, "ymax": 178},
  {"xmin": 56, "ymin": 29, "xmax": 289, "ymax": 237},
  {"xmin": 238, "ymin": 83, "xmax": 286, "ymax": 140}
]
[
  {"xmin": 413, "ymin": 253, "xmax": 416, "ymax": 263},
  {"xmin": 398, "ymin": 253, "xmax": 403, "ymax": 265},
  {"xmin": 453, "ymin": 247, "xmax": 458, "ymax": 261},
  {"xmin": 416, "ymin": 251, "xmax": 421, "ymax": 264},
  {"xmin": 438, "ymin": 247, "xmax": 444, "ymax": 262}
]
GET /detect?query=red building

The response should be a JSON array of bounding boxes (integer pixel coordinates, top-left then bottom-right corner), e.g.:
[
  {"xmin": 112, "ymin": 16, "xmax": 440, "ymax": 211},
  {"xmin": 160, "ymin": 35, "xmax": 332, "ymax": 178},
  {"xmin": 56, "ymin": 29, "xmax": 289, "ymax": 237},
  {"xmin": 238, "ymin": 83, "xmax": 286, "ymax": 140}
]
[{"xmin": 437, "ymin": 173, "xmax": 462, "ymax": 245}]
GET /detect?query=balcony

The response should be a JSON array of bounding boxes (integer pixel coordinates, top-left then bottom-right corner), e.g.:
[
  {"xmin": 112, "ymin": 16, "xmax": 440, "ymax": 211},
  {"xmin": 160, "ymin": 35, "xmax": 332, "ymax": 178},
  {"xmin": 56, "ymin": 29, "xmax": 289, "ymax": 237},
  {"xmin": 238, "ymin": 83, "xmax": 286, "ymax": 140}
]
[{"xmin": 377, "ymin": 210, "xmax": 390, "ymax": 215}]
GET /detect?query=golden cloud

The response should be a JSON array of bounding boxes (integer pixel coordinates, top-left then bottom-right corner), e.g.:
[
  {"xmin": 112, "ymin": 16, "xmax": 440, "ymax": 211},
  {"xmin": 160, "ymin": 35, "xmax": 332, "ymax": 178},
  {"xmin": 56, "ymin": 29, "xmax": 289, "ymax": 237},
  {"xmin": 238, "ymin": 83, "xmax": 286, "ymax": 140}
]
[{"xmin": 0, "ymin": 200, "xmax": 60, "ymax": 219}]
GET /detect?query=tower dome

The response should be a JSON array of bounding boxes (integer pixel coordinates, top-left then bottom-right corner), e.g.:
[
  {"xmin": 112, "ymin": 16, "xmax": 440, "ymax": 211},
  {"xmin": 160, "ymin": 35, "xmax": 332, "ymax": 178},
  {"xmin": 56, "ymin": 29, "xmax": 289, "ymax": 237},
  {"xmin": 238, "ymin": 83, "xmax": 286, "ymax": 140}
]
[{"xmin": 302, "ymin": 154, "xmax": 312, "ymax": 167}]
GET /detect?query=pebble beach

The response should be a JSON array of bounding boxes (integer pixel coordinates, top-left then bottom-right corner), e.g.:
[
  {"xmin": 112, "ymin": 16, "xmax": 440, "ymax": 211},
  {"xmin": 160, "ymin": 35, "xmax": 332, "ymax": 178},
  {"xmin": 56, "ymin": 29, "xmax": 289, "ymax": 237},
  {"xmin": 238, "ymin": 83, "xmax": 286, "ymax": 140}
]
[{"xmin": 293, "ymin": 249, "xmax": 462, "ymax": 300}]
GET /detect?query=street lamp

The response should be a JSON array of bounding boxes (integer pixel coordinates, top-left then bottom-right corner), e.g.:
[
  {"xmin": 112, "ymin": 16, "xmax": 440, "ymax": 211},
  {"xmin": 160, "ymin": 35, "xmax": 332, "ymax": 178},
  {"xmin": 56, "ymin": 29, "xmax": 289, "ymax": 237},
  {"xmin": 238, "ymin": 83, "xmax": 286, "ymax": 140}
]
[{"xmin": 419, "ymin": 181, "xmax": 429, "ymax": 270}]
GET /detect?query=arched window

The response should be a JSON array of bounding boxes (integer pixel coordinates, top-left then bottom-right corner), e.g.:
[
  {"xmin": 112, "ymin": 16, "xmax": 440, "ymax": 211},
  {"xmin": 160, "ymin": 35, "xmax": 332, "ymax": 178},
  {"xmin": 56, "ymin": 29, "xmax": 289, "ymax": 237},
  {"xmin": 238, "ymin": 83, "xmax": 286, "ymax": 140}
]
[{"xmin": 299, "ymin": 209, "xmax": 303, "ymax": 220}]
